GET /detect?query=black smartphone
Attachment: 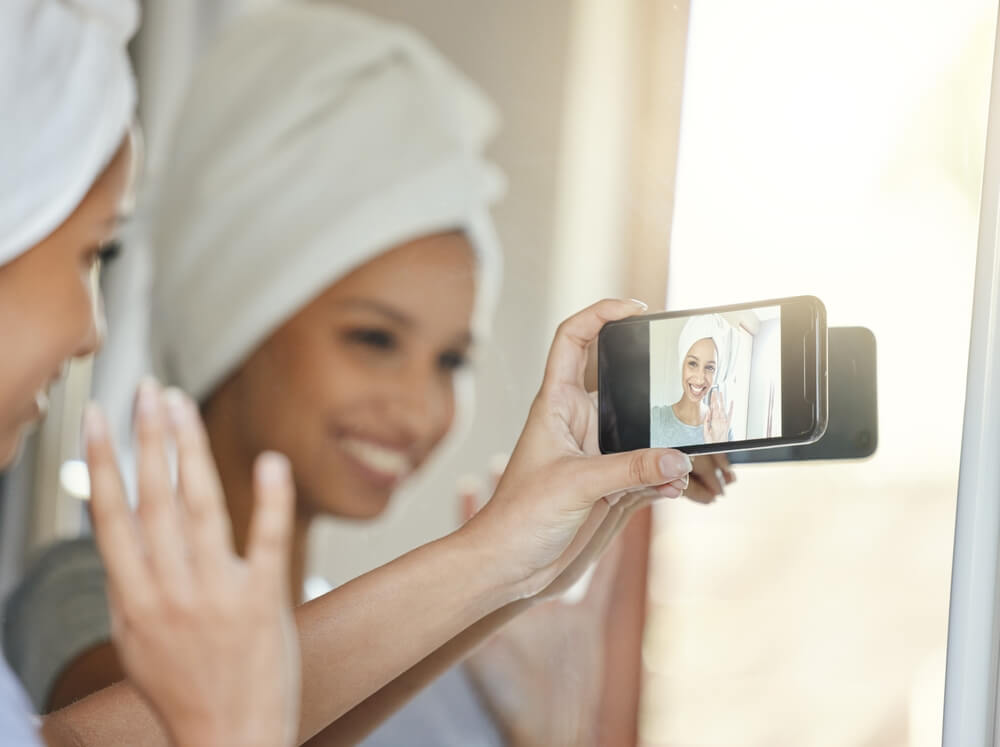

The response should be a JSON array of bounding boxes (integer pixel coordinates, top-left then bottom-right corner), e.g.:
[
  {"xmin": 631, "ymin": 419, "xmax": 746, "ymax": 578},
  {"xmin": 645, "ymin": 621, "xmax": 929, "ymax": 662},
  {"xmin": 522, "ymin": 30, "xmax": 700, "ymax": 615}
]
[
  {"xmin": 728, "ymin": 326, "xmax": 876, "ymax": 463},
  {"xmin": 598, "ymin": 295, "xmax": 828, "ymax": 455}
]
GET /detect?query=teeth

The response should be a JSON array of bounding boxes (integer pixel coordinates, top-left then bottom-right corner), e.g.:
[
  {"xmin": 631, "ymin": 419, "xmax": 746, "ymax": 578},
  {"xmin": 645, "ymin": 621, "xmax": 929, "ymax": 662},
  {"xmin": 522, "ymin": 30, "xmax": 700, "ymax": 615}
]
[{"xmin": 340, "ymin": 438, "xmax": 411, "ymax": 478}]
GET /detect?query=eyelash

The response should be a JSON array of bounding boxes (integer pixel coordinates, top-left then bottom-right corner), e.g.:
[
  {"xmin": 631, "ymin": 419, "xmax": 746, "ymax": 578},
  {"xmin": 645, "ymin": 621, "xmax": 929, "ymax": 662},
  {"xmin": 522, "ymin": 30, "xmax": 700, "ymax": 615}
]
[
  {"xmin": 345, "ymin": 328, "xmax": 469, "ymax": 372},
  {"xmin": 687, "ymin": 360, "xmax": 715, "ymax": 373},
  {"xmin": 98, "ymin": 240, "xmax": 122, "ymax": 264}
]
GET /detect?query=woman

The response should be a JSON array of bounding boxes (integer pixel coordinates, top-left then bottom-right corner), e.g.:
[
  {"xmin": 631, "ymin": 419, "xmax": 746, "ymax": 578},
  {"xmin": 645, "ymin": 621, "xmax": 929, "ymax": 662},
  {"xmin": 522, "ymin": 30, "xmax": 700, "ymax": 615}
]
[
  {"xmin": 651, "ymin": 314, "xmax": 735, "ymax": 448},
  {"xmin": 2, "ymin": 1, "xmax": 302, "ymax": 744},
  {"xmin": 5, "ymin": 3, "xmax": 695, "ymax": 745}
]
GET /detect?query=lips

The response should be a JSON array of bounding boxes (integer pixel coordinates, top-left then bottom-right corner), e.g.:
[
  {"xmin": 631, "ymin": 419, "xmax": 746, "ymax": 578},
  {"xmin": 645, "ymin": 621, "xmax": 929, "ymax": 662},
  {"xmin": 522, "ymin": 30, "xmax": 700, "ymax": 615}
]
[
  {"xmin": 687, "ymin": 382, "xmax": 707, "ymax": 399},
  {"xmin": 339, "ymin": 436, "xmax": 413, "ymax": 485}
]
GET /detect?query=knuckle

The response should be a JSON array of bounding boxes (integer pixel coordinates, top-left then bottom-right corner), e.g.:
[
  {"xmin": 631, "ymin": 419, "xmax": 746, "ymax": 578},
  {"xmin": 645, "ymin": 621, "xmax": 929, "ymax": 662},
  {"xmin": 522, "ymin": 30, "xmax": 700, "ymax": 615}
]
[{"xmin": 627, "ymin": 453, "xmax": 650, "ymax": 486}]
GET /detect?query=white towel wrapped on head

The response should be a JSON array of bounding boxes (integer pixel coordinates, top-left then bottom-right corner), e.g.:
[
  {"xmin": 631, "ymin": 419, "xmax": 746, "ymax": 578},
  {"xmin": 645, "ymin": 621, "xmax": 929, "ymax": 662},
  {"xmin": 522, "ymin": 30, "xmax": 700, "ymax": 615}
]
[
  {"xmin": 677, "ymin": 314, "xmax": 730, "ymax": 377},
  {"xmin": 150, "ymin": 2, "xmax": 505, "ymax": 402},
  {"xmin": 0, "ymin": 0, "xmax": 137, "ymax": 266}
]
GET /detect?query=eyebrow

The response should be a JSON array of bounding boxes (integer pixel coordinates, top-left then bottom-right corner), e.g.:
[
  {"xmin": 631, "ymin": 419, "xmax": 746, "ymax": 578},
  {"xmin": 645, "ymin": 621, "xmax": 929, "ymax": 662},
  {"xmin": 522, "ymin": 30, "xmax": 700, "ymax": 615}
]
[
  {"xmin": 336, "ymin": 299, "xmax": 474, "ymax": 347},
  {"xmin": 102, "ymin": 212, "xmax": 133, "ymax": 231},
  {"xmin": 686, "ymin": 354, "xmax": 716, "ymax": 364},
  {"xmin": 336, "ymin": 298, "xmax": 414, "ymax": 326}
]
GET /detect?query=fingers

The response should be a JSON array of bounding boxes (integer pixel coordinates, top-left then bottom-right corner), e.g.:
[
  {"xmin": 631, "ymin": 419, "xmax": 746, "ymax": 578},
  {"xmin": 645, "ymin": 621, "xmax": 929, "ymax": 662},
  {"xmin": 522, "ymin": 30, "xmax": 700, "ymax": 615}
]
[
  {"xmin": 544, "ymin": 299, "xmax": 647, "ymax": 389},
  {"xmin": 165, "ymin": 388, "xmax": 236, "ymax": 566},
  {"xmin": 688, "ymin": 455, "xmax": 724, "ymax": 496},
  {"xmin": 488, "ymin": 453, "xmax": 509, "ymax": 493},
  {"xmin": 133, "ymin": 379, "xmax": 189, "ymax": 592},
  {"xmin": 457, "ymin": 475, "xmax": 485, "ymax": 524},
  {"xmin": 247, "ymin": 452, "xmax": 295, "ymax": 599},
  {"xmin": 85, "ymin": 403, "xmax": 153, "ymax": 602},
  {"xmin": 573, "ymin": 448, "xmax": 691, "ymax": 502},
  {"xmin": 458, "ymin": 454, "xmax": 509, "ymax": 524},
  {"xmin": 682, "ymin": 453, "xmax": 735, "ymax": 503},
  {"xmin": 713, "ymin": 452, "xmax": 736, "ymax": 485}
]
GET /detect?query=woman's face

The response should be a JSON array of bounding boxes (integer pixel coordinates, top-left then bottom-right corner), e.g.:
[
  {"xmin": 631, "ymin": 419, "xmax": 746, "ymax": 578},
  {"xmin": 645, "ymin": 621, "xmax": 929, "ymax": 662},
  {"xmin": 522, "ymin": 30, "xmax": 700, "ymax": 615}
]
[
  {"xmin": 0, "ymin": 139, "xmax": 133, "ymax": 469},
  {"xmin": 680, "ymin": 337, "xmax": 718, "ymax": 405},
  {"xmin": 216, "ymin": 232, "xmax": 477, "ymax": 519}
]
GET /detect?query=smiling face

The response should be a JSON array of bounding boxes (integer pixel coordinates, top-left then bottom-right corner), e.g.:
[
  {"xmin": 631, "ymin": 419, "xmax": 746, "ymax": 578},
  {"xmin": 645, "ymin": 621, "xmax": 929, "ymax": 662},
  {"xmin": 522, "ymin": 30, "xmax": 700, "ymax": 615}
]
[
  {"xmin": 0, "ymin": 137, "xmax": 133, "ymax": 469},
  {"xmin": 207, "ymin": 231, "xmax": 477, "ymax": 520},
  {"xmin": 680, "ymin": 337, "xmax": 718, "ymax": 405}
]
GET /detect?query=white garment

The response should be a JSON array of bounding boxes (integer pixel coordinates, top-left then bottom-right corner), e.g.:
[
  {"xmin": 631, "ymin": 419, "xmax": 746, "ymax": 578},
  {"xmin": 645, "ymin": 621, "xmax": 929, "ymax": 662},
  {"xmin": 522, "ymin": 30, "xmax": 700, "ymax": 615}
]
[
  {"xmin": 150, "ymin": 2, "xmax": 505, "ymax": 402},
  {"xmin": 0, "ymin": 0, "xmax": 137, "ymax": 265}
]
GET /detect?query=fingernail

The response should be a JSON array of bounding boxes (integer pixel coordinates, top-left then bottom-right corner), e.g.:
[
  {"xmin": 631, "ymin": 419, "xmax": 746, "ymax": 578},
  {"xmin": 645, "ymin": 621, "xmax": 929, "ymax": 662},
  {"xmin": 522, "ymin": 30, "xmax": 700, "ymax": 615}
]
[
  {"xmin": 83, "ymin": 402, "xmax": 106, "ymax": 444},
  {"xmin": 163, "ymin": 388, "xmax": 189, "ymax": 428},
  {"xmin": 258, "ymin": 451, "xmax": 290, "ymax": 485},
  {"xmin": 659, "ymin": 451, "xmax": 692, "ymax": 477},
  {"xmin": 136, "ymin": 377, "xmax": 160, "ymax": 419},
  {"xmin": 627, "ymin": 298, "xmax": 648, "ymax": 311},
  {"xmin": 715, "ymin": 468, "xmax": 727, "ymax": 496}
]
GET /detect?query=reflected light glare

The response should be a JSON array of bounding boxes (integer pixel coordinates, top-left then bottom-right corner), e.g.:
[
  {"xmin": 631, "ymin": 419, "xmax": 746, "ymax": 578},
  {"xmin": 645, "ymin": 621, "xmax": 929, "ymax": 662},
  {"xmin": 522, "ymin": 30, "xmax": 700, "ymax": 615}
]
[{"xmin": 59, "ymin": 459, "xmax": 91, "ymax": 500}]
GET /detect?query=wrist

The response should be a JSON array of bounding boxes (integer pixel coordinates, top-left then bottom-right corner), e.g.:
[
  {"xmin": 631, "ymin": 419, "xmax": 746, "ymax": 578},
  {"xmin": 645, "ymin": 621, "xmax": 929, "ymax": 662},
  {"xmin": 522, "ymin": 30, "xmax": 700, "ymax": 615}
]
[{"xmin": 450, "ymin": 515, "xmax": 529, "ymax": 609}]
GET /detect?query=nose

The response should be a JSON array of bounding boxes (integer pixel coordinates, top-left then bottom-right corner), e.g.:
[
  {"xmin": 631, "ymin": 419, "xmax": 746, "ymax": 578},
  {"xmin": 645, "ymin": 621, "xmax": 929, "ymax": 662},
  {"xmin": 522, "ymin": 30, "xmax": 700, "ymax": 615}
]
[
  {"xmin": 388, "ymin": 360, "xmax": 452, "ymax": 442},
  {"xmin": 73, "ymin": 288, "xmax": 106, "ymax": 359}
]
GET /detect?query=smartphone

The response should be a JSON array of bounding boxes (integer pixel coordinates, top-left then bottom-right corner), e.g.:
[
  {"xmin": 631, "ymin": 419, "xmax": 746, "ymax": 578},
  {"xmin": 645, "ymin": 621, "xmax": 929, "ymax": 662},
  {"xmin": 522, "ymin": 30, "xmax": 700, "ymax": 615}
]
[
  {"xmin": 598, "ymin": 295, "xmax": 827, "ymax": 455},
  {"xmin": 728, "ymin": 326, "xmax": 876, "ymax": 463}
]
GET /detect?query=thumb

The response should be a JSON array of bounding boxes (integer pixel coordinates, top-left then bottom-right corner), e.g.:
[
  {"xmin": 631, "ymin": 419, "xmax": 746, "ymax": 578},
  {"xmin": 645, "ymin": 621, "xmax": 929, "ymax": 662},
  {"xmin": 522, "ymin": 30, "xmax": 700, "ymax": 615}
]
[{"xmin": 571, "ymin": 448, "xmax": 692, "ymax": 501}]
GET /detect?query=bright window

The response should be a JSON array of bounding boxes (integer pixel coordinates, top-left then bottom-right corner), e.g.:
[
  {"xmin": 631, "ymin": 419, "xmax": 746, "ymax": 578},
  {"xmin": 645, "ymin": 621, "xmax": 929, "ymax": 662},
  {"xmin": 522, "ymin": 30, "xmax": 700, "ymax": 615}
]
[{"xmin": 642, "ymin": 1, "xmax": 997, "ymax": 744}]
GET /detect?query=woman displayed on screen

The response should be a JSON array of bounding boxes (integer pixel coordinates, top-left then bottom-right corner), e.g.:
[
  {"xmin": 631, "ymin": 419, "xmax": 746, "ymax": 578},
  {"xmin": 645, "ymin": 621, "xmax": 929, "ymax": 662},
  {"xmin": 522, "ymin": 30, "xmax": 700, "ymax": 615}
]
[{"xmin": 651, "ymin": 314, "xmax": 735, "ymax": 447}]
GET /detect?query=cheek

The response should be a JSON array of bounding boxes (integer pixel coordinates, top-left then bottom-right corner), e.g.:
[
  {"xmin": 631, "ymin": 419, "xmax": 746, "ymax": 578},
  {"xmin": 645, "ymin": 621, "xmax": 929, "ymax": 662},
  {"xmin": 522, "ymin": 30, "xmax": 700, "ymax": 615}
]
[
  {"xmin": 433, "ymin": 378, "xmax": 458, "ymax": 440},
  {"xmin": 0, "ymin": 285, "xmax": 84, "ymax": 417}
]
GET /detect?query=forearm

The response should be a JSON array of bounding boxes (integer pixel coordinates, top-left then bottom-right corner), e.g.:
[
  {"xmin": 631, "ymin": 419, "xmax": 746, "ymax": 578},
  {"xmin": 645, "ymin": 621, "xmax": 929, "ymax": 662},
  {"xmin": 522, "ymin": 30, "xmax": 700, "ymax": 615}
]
[
  {"xmin": 42, "ymin": 524, "xmax": 516, "ymax": 746},
  {"xmin": 42, "ymin": 684, "xmax": 162, "ymax": 747},
  {"xmin": 303, "ymin": 597, "xmax": 532, "ymax": 746},
  {"xmin": 294, "ymin": 524, "xmax": 515, "ymax": 742}
]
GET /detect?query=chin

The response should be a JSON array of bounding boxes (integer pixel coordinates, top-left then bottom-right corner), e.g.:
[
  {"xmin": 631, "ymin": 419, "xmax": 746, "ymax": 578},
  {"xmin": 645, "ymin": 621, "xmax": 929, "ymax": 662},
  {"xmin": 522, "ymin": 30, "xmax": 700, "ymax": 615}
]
[
  {"xmin": 306, "ymin": 481, "xmax": 395, "ymax": 521},
  {"xmin": 0, "ymin": 430, "xmax": 23, "ymax": 471}
]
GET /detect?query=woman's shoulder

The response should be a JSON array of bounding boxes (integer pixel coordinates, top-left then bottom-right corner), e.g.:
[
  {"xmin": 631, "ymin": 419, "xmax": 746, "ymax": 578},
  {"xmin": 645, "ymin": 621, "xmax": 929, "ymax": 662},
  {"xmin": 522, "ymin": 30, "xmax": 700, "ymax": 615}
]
[{"xmin": 3, "ymin": 537, "xmax": 110, "ymax": 711}]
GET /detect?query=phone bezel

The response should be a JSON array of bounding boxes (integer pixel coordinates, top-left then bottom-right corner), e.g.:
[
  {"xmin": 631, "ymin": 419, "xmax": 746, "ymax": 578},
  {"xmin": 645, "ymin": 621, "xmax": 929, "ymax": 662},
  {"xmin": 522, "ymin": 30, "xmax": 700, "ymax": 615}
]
[{"xmin": 597, "ymin": 295, "xmax": 828, "ymax": 455}]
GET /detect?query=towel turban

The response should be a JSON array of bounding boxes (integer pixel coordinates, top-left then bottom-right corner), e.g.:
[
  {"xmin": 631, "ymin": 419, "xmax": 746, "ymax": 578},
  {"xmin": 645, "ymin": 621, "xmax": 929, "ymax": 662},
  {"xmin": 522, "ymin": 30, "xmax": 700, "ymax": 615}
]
[
  {"xmin": 0, "ymin": 0, "xmax": 137, "ymax": 266},
  {"xmin": 678, "ymin": 314, "xmax": 731, "ymax": 377},
  {"xmin": 150, "ymin": 2, "xmax": 505, "ymax": 402}
]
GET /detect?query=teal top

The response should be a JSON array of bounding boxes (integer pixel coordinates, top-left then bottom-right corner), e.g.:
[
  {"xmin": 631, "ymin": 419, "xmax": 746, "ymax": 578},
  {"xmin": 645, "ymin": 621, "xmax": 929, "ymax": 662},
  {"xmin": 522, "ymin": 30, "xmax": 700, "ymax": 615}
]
[{"xmin": 651, "ymin": 404, "xmax": 732, "ymax": 448}]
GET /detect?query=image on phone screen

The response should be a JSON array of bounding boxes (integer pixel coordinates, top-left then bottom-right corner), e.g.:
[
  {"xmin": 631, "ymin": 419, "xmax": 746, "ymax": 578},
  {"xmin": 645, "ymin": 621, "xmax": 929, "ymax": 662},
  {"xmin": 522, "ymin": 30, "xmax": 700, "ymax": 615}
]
[
  {"xmin": 649, "ymin": 306, "xmax": 782, "ymax": 448},
  {"xmin": 598, "ymin": 296, "xmax": 827, "ymax": 455}
]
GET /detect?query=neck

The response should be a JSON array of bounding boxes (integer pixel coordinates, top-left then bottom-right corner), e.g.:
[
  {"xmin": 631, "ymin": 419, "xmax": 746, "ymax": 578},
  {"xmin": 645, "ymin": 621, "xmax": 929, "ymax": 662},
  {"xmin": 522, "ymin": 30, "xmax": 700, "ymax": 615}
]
[
  {"xmin": 203, "ymin": 391, "xmax": 311, "ymax": 604},
  {"xmin": 672, "ymin": 396, "xmax": 703, "ymax": 426}
]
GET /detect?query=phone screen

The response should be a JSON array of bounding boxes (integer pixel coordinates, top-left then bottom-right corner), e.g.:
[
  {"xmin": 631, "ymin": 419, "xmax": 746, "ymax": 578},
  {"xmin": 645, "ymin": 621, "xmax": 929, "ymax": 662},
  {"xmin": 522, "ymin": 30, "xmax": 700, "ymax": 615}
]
[{"xmin": 598, "ymin": 296, "xmax": 826, "ymax": 455}]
